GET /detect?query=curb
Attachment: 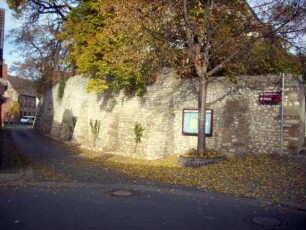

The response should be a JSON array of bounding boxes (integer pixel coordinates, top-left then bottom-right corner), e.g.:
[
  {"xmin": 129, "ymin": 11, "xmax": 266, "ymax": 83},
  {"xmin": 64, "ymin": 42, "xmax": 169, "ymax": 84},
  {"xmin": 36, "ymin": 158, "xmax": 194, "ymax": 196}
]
[
  {"xmin": 0, "ymin": 166, "xmax": 33, "ymax": 183},
  {"xmin": 0, "ymin": 168, "xmax": 24, "ymax": 183},
  {"xmin": 1, "ymin": 179, "xmax": 305, "ymax": 212},
  {"xmin": 275, "ymin": 201, "xmax": 306, "ymax": 212}
]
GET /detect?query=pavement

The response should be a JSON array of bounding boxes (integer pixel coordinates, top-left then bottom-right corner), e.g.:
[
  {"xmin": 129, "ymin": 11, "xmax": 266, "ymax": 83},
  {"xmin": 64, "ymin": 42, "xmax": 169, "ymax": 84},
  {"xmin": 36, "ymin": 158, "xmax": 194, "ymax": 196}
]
[
  {"xmin": 3, "ymin": 181, "xmax": 304, "ymax": 230},
  {"xmin": 0, "ymin": 125, "xmax": 305, "ymax": 229},
  {"xmin": 0, "ymin": 126, "xmax": 30, "ymax": 183},
  {"xmin": 1, "ymin": 125, "xmax": 305, "ymax": 210},
  {"xmin": 0, "ymin": 165, "xmax": 33, "ymax": 183}
]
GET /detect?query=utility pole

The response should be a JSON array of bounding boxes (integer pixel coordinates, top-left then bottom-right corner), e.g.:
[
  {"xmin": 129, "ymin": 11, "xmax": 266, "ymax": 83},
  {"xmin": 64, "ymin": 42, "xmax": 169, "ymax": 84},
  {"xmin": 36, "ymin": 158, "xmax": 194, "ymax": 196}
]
[
  {"xmin": 0, "ymin": 8, "xmax": 4, "ymax": 73},
  {"xmin": 0, "ymin": 8, "xmax": 4, "ymax": 127}
]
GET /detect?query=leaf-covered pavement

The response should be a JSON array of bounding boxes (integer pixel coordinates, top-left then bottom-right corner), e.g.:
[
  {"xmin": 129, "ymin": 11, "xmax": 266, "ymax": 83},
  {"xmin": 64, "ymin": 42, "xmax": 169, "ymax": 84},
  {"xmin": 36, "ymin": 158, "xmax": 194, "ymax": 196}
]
[
  {"xmin": 7, "ymin": 127, "xmax": 305, "ymax": 208},
  {"xmin": 80, "ymin": 151, "xmax": 305, "ymax": 207}
]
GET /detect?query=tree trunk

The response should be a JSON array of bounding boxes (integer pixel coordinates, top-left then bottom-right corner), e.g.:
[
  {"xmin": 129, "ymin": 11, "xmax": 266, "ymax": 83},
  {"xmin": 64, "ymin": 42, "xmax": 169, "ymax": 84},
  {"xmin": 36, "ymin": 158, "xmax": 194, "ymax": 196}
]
[{"xmin": 198, "ymin": 75, "xmax": 207, "ymax": 156}]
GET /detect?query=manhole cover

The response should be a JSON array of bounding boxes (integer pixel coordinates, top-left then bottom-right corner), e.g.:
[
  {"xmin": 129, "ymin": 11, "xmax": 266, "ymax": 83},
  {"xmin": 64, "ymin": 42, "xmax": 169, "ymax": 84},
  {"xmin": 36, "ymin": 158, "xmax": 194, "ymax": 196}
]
[
  {"xmin": 251, "ymin": 216, "xmax": 281, "ymax": 226},
  {"xmin": 110, "ymin": 190, "xmax": 134, "ymax": 197}
]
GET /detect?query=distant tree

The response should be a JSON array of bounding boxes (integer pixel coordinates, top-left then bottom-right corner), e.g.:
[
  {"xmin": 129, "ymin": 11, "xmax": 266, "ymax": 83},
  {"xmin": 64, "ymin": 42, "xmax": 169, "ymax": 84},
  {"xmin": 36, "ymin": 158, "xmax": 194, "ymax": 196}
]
[
  {"xmin": 258, "ymin": 0, "xmax": 306, "ymax": 50},
  {"xmin": 7, "ymin": 0, "xmax": 74, "ymax": 22},
  {"xmin": 7, "ymin": 0, "xmax": 80, "ymax": 94},
  {"xmin": 7, "ymin": 101, "xmax": 20, "ymax": 121},
  {"xmin": 9, "ymin": 24, "xmax": 65, "ymax": 94}
]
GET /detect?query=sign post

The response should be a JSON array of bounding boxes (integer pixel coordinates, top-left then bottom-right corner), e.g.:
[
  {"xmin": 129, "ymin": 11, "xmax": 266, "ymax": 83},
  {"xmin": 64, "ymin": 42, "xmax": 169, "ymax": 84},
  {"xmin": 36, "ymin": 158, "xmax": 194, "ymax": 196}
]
[
  {"xmin": 280, "ymin": 73, "xmax": 285, "ymax": 156},
  {"xmin": 259, "ymin": 92, "xmax": 282, "ymax": 104}
]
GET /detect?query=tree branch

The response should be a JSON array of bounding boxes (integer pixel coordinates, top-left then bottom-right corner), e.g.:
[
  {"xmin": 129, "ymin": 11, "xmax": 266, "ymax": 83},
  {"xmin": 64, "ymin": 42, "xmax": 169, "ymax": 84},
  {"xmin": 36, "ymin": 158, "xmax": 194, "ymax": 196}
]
[
  {"xmin": 207, "ymin": 36, "xmax": 257, "ymax": 78},
  {"xmin": 203, "ymin": 0, "xmax": 214, "ymax": 65},
  {"xmin": 183, "ymin": 0, "xmax": 193, "ymax": 46}
]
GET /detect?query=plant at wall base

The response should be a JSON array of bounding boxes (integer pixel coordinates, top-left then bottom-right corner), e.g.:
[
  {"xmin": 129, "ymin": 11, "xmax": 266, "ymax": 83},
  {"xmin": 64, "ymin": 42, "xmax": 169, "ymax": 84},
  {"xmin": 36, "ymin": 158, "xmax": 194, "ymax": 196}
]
[
  {"xmin": 183, "ymin": 148, "xmax": 224, "ymax": 159},
  {"xmin": 57, "ymin": 77, "xmax": 67, "ymax": 101},
  {"xmin": 134, "ymin": 123, "xmax": 144, "ymax": 144},
  {"xmin": 8, "ymin": 101, "xmax": 20, "ymax": 116},
  {"xmin": 89, "ymin": 119, "xmax": 101, "ymax": 147},
  {"xmin": 72, "ymin": 117, "xmax": 77, "ymax": 130}
]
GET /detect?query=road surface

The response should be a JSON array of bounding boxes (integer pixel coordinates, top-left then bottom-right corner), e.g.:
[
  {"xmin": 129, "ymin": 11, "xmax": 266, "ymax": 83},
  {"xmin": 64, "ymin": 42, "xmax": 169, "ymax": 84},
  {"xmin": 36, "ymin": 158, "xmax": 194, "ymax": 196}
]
[{"xmin": 0, "ymin": 125, "xmax": 305, "ymax": 229}]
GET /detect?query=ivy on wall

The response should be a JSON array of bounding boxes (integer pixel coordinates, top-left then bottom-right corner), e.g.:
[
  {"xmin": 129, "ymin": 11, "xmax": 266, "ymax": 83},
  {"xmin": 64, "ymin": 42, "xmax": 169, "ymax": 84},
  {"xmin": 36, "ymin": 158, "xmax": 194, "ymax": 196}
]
[
  {"xmin": 134, "ymin": 123, "xmax": 144, "ymax": 144},
  {"xmin": 90, "ymin": 119, "xmax": 101, "ymax": 146},
  {"xmin": 57, "ymin": 77, "xmax": 67, "ymax": 101}
]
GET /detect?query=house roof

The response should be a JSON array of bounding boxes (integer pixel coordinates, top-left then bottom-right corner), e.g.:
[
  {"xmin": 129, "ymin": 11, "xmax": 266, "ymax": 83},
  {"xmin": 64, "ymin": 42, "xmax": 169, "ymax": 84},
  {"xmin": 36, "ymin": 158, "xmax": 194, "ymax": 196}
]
[{"xmin": 8, "ymin": 75, "xmax": 37, "ymax": 97}]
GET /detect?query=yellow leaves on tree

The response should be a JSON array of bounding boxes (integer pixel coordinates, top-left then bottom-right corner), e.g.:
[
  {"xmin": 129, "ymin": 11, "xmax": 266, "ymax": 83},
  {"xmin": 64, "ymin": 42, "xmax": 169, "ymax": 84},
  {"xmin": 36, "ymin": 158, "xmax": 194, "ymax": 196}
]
[
  {"xmin": 8, "ymin": 101, "xmax": 20, "ymax": 116},
  {"xmin": 60, "ymin": 0, "xmax": 301, "ymax": 97},
  {"xmin": 60, "ymin": 0, "xmax": 159, "ymax": 94},
  {"xmin": 86, "ymin": 78, "xmax": 108, "ymax": 93}
]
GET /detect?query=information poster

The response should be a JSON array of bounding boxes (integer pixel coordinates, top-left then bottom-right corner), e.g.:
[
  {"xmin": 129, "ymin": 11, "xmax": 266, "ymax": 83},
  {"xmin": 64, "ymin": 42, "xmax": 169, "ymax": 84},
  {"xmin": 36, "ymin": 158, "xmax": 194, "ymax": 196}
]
[{"xmin": 182, "ymin": 109, "xmax": 213, "ymax": 136}]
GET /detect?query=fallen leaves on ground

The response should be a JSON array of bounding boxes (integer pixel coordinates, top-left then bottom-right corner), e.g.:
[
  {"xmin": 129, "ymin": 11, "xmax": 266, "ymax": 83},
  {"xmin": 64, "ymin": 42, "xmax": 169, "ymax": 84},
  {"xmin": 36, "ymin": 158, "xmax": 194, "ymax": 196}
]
[
  {"xmin": 33, "ymin": 164, "xmax": 71, "ymax": 182},
  {"xmin": 81, "ymin": 151, "xmax": 305, "ymax": 206}
]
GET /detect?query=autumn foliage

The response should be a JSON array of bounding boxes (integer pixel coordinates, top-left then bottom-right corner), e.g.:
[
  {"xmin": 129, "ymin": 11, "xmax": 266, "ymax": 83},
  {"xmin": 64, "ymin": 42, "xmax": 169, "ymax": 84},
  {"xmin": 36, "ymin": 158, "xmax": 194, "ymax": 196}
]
[{"xmin": 59, "ymin": 0, "xmax": 301, "ymax": 95}]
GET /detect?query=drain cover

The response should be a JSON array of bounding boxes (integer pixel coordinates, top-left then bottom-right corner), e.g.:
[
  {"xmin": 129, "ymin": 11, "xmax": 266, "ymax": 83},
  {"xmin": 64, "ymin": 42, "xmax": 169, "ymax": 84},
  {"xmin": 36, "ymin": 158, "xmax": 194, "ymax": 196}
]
[
  {"xmin": 110, "ymin": 190, "xmax": 134, "ymax": 197},
  {"xmin": 112, "ymin": 190, "xmax": 133, "ymax": 197},
  {"xmin": 251, "ymin": 216, "xmax": 281, "ymax": 226}
]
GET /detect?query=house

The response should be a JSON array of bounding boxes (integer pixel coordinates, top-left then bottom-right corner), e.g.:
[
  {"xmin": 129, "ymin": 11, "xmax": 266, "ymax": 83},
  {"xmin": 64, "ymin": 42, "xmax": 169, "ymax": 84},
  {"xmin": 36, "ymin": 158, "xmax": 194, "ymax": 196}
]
[
  {"xmin": 0, "ymin": 65, "xmax": 8, "ymax": 127},
  {"xmin": 3, "ymin": 76, "xmax": 38, "ymax": 124},
  {"xmin": 0, "ymin": 77, "xmax": 7, "ymax": 126},
  {"xmin": 0, "ymin": 78, "xmax": 7, "ymax": 101}
]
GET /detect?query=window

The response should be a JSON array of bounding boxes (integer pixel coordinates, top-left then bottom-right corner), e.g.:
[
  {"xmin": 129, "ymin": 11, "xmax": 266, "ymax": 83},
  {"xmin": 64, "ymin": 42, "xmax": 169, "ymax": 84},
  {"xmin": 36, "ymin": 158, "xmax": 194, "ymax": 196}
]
[
  {"xmin": 182, "ymin": 109, "xmax": 213, "ymax": 136},
  {"xmin": 31, "ymin": 99, "xmax": 35, "ymax": 108}
]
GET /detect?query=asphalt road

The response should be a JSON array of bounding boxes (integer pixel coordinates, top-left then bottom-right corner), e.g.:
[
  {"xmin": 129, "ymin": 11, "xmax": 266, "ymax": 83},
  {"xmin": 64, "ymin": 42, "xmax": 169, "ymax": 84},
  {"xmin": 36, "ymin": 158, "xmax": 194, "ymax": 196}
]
[{"xmin": 0, "ymin": 125, "xmax": 305, "ymax": 230}]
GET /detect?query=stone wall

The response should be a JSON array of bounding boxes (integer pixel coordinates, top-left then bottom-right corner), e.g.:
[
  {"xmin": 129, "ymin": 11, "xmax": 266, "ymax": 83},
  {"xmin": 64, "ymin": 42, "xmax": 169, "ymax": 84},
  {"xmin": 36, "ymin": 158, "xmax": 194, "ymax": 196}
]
[{"xmin": 34, "ymin": 70, "xmax": 305, "ymax": 159}]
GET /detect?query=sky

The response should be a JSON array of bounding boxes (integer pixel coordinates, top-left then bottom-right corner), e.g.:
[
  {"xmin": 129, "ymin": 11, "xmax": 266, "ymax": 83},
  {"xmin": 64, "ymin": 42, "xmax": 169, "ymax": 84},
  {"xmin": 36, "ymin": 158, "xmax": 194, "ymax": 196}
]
[{"xmin": 0, "ymin": 0, "xmax": 22, "ymax": 75}]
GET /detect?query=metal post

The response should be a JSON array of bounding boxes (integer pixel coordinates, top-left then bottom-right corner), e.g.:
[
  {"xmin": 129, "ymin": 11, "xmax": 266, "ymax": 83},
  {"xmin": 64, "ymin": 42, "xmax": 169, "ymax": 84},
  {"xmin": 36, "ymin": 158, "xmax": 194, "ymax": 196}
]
[
  {"xmin": 0, "ymin": 8, "xmax": 4, "ymax": 128},
  {"xmin": 280, "ymin": 73, "xmax": 285, "ymax": 156}
]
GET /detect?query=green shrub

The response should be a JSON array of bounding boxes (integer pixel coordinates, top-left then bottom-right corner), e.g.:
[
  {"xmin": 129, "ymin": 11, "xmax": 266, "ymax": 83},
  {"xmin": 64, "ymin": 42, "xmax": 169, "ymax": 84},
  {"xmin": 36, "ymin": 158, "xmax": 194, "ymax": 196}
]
[
  {"xmin": 89, "ymin": 119, "xmax": 101, "ymax": 146},
  {"xmin": 134, "ymin": 123, "xmax": 144, "ymax": 143}
]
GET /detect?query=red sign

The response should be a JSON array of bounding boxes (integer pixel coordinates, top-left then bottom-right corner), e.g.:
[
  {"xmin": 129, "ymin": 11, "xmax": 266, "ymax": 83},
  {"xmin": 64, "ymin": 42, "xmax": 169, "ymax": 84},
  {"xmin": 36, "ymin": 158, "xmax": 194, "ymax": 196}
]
[{"xmin": 259, "ymin": 91, "xmax": 282, "ymax": 104}]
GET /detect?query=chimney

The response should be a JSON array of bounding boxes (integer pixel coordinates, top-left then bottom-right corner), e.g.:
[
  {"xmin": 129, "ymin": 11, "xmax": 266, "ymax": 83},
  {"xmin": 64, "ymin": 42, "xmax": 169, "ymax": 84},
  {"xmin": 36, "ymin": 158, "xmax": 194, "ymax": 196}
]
[{"xmin": 2, "ymin": 63, "xmax": 7, "ymax": 80}]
